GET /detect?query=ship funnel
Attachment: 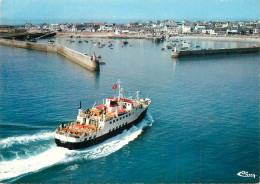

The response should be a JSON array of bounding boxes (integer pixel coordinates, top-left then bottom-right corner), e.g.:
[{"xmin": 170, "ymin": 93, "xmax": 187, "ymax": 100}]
[{"xmin": 79, "ymin": 101, "xmax": 82, "ymax": 109}]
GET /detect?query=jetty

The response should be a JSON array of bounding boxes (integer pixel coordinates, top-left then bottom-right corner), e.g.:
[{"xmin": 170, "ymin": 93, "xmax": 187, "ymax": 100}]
[
  {"xmin": 0, "ymin": 38, "xmax": 99, "ymax": 71},
  {"xmin": 1, "ymin": 32, "xmax": 57, "ymax": 41},
  {"xmin": 171, "ymin": 47, "xmax": 260, "ymax": 58}
]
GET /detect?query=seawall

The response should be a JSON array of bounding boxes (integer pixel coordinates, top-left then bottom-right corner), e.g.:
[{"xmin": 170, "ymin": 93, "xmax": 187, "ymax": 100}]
[
  {"xmin": 0, "ymin": 38, "xmax": 99, "ymax": 71},
  {"xmin": 171, "ymin": 47, "xmax": 260, "ymax": 58},
  {"xmin": 57, "ymin": 45, "xmax": 99, "ymax": 71}
]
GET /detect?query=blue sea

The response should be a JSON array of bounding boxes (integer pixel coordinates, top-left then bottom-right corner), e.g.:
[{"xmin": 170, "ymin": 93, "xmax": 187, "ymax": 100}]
[{"xmin": 0, "ymin": 38, "xmax": 259, "ymax": 183}]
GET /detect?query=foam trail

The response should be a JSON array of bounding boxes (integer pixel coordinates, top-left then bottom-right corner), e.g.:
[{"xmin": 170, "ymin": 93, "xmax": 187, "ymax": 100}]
[
  {"xmin": 0, "ymin": 131, "xmax": 54, "ymax": 148},
  {"xmin": 0, "ymin": 154, "xmax": 4, "ymax": 161},
  {"xmin": 79, "ymin": 113, "xmax": 154, "ymax": 160},
  {"xmin": 81, "ymin": 122, "xmax": 149, "ymax": 160},
  {"xmin": 0, "ymin": 146, "xmax": 69, "ymax": 181},
  {"xmin": 0, "ymin": 114, "xmax": 154, "ymax": 181}
]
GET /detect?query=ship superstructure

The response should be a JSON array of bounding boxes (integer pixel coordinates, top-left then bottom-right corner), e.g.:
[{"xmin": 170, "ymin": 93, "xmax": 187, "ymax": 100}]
[{"xmin": 55, "ymin": 80, "xmax": 151, "ymax": 150}]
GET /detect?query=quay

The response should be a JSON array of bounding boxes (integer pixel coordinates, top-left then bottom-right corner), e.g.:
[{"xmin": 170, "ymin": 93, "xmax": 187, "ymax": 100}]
[
  {"xmin": 1, "ymin": 32, "xmax": 57, "ymax": 41},
  {"xmin": 0, "ymin": 38, "xmax": 99, "ymax": 71},
  {"xmin": 171, "ymin": 47, "xmax": 260, "ymax": 58}
]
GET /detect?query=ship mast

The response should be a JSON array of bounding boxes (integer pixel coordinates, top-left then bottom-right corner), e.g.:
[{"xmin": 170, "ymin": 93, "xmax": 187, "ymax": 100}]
[
  {"xmin": 118, "ymin": 79, "xmax": 122, "ymax": 100},
  {"xmin": 118, "ymin": 79, "xmax": 121, "ymax": 100}
]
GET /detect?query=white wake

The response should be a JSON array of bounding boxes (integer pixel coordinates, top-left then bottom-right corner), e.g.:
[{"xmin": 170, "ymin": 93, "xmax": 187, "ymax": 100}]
[
  {"xmin": 0, "ymin": 131, "xmax": 54, "ymax": 148},
  {"xmin": 0, "ymin": 114, "xmax": 154, "ymax": 181}
]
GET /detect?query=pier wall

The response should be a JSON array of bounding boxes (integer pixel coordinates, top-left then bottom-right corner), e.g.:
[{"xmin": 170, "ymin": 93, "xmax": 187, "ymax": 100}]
[
  {"xmin": 57, "ymin": 45, "xmax": 98, "ymax": 71},
  {"xmin": 27, "ymin": 42, "xmax": 57, "ymax": 53},
  {"xmin": 172, "ymin": 47, "xmax": 260, "ymax": 58},
  {"xmin": 0, "ymin": 38, "xmax": 99, "ymax": 71},
  {"xmin": 0, "ymin": 38, "xmax": 28, "ymax": 48}
]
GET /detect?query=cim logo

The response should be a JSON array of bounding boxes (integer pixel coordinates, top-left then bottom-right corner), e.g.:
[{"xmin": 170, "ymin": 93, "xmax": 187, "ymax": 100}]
[{"xmin": 237, "ymin": 171, "xmax": 256, "ymax": 178}]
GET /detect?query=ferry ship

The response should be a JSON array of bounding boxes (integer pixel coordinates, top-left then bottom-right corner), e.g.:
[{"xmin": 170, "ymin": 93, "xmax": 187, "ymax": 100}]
[{"xmin": 55, "ymin": 80, "xmax": 151, "ymax": 150}]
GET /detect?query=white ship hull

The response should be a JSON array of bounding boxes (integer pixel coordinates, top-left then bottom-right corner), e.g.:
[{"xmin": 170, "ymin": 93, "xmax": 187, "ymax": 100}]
[
  {"xmin": 55, "ymin": 107, "xmax": 148, "ymax": 150},
  {"xmin": 55, "ymin": 80, "xmax": 151, "ymax": 150}
]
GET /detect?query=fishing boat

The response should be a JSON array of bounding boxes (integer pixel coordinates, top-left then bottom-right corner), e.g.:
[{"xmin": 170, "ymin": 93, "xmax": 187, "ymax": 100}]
[
  {"xmin": 30, "ymin": 39, "xmax": 37, "ymax": 42},
  {"xmin": 167, "ymin": 45, "xmax": 172, "ymax": 49},
  {"xmin": 48, "ymin": 39, "xmax": 55, "ymax": 43},
  {"xmin": 123, "ymin": 40, "xmax": 128, "ymax": 45},
  {"xmin": 55, "ymin": 80, "xmax": 151, "ymax": 150}
]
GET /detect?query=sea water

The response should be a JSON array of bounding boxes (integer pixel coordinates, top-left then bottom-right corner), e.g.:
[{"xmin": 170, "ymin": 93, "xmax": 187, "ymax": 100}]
[{"xmin": 0, "ymin": 38, "xmax": 259, "ymax": 183}]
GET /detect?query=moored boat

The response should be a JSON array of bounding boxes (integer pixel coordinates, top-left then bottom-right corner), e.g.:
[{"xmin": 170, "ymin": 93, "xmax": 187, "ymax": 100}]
[
  {"xmin": 167, "ymin": 45, "xmax": 172, "ymax": 49},
  {"xmin": 123, "ymin": 40, "xmax": 128, "ymax": 45},
  {"xmin": 55, "ymin": 80, "xmax": 151, "ymax": 150}
]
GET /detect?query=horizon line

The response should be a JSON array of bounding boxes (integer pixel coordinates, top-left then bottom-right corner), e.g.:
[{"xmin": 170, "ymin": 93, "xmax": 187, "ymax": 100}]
[{"xmin": 1, "ymin": 18, "xmax": 260, "ymax": 26}]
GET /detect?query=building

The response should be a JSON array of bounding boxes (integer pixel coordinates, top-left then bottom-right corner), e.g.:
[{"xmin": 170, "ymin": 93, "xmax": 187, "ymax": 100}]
[
  {"xmin": 253, "ymin": 28, "xmax": 260, "ymax": 35},
  {"xmin": 182, "ymin": 25, "xmax": 192, "ymax": 34},
  {"xmin": 226, "ymin": 28, "xmax": 238, "ymax": 34},
  {"xmin": 167, "ymin": 26, "xmax": 182, "ymax": 35},
  {"xmin": 194, "ymin": 25, "xmax": 206, "ymax": 34},
  {"xmin": 59, "ymin": 24, "xmax": 69, "ymax": 31},
  {"xmin": 49, "ymin": 24, "xmax": 59, "ymax": 32},
  {"xmin": 71, "ymin": 25, "xmax": 77, "ymax": 32},
  {"xmin": 25, "ymin": 22, "xmax": 32, "ymax": 29},
  {"xmin": 202, "ymin": 29, "xmax": 217, "ymax": 35},
  {"xmin": 99, "ymin": 23, "xmax": 115, "ymax": 32},
  {"xmin": 84, "ymin": 27, "xmax": 95, "ymax": 32}
]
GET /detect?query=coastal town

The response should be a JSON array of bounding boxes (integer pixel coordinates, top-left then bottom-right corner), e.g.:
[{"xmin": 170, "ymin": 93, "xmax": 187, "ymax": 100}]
[
  {"xmin": 1, "ymin": 0, "xmax": 260, "ymax": 182},
  {"xmin": 0, "ymin": 20, "xmax": 260, "ymax": 38},
  {"xmin": 0, "ymin": 19, "xmax": 259, "ymax": 69}
]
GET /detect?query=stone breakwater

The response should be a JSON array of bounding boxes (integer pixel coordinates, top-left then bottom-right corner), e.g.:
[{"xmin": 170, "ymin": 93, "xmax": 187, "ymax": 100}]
[
  {"xmin": 171, "ymin": 47, "xmax": 260, "ymax": 58},
  {"xmin": 0, "ymin": 38, "xmax": 99, "ymax": 71}
]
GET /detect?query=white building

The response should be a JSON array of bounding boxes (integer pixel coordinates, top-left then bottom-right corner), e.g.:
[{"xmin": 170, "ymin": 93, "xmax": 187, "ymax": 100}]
[
  {"xmin": 84, "ymin": 27, "xmax": 95, "ymax": 32},
  {"xmin": 99, "ymin": 24, "xmax": 114, "ymax": 32},
  {"xmin": 253, "ymin": 28, "xmax": 260, "ymax": 35},
  {"xmin": 202, "ymin": 29, "xmax": 217, "ymax": 35},
  {"xmin": 121, "ymin": 30, "xmax": 129, "ymax": 34},
  {"xmin": 168, "ymin": 26, "xmax": 182, "ymax": 35},
  {"xmin": 182, "ymin": 25, "xmax": 192, "ymax": 34},
  {"xmin": 71, "ymin": 25, "xmax": 77, "ymax": 32},
  {"xmin": 49, "ymin": 24, "xmax": 59, "ymax": 32},
  {"xmin": 114, "ymin": 28, "xmax": 122, "ymax": 34},
  {"xmin": 222, "ymin": 22, "xmax": 229, "ymax": 28},
  {"xmin": 194, "ymin": 25, "xmax": 206, "ymax": 34}
]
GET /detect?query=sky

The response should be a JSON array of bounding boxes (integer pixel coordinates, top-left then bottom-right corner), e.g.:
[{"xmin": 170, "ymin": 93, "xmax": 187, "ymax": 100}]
[{"xmin": 0, "ymin": 0, "xmax": 259, "ymax": 25}]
